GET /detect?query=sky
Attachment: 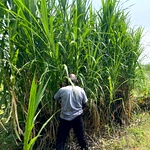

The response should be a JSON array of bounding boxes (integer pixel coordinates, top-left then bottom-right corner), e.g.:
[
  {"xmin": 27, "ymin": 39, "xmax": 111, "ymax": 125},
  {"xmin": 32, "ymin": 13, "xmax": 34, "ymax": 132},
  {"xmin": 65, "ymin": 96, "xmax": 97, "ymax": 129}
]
[{"xmin": 91, "ymin": 0, "xmax": 150, "ymax": 64}]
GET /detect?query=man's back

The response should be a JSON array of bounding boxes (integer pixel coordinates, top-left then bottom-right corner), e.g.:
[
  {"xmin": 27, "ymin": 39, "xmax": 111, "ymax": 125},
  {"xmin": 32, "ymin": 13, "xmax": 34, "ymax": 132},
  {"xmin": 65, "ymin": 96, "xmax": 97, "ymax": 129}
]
[{"xmin": 54, "ymin": 85, "xmax": 88, "ymax": 120}]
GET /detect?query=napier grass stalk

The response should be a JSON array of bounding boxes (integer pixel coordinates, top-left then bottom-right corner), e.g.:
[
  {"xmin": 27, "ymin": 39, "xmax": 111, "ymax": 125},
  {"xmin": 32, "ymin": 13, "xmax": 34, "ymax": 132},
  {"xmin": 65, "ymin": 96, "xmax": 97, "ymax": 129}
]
[{"xmin": 23, "ymin": 74, "xmax": 52, "ymax": 150}]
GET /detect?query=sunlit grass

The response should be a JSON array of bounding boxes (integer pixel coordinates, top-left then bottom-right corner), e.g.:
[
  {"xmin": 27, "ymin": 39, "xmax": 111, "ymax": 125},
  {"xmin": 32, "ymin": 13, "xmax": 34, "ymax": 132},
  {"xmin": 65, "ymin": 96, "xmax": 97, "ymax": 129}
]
[
  {"xmin": 102, "ymin": 112, "xmax": 150, "ymax": 150},
  {"xmin": 0, "ymin": 0, "xmax": 144, "ymax": 149}
]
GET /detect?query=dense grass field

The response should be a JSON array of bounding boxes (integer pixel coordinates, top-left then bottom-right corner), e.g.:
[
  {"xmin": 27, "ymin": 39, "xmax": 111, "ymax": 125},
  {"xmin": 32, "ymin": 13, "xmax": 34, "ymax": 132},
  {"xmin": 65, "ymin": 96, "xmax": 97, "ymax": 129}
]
[
  {"xmin": 0, "ymin": 64, "xmax": 150, "ymax": 149},
  {"xmin": 1, "ymin": 106, "xmax": 150, "ymax": 149},
  {"xmin": 0, "ymin": 0, "xmax": 149, "ymax": 149}
]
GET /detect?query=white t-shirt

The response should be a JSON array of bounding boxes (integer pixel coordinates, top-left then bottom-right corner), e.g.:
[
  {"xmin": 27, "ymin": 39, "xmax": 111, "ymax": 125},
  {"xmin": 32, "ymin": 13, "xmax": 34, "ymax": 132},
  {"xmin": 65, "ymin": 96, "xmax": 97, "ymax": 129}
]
[{"xmin": 54, "ymin": 85, "xmax": 88, "ymax": 121}]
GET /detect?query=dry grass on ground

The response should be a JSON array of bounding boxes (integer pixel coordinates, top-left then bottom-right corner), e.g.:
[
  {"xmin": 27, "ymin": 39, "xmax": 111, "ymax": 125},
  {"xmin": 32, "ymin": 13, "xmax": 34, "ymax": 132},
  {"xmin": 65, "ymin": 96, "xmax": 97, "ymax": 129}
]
[{"xmin": 65, "ymin": 112, "xmax": 150, "ymax": 150}]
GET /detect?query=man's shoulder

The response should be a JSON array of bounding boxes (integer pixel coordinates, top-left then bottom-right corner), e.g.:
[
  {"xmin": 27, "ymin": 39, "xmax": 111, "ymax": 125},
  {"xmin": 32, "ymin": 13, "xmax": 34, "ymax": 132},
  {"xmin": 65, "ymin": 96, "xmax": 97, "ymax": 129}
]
[
  {"xmin": 60, "ymin": 85, "xmax": 72, "ymax": 90},
  {"xmin": 75, "ymin": 86, "xmax": 82, "ymax": 89},
  {"xmin": 61, "ymin": 85, "xmax": 84, "ymax": 91},
  {"xmin": 74, "ymin": 86, "xmax": 85, "ymax": 92}
]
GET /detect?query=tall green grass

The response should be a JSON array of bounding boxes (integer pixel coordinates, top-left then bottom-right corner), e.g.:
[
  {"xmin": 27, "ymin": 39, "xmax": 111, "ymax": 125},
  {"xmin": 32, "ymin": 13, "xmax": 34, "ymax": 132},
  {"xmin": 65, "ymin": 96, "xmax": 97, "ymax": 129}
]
[
  {"xmin": 23, "ymin": 74, "xmax": 58, "ymax": 150},
  {"xmin": 0, "ymin": 0, "xmax": 144, "ymax": 149}
]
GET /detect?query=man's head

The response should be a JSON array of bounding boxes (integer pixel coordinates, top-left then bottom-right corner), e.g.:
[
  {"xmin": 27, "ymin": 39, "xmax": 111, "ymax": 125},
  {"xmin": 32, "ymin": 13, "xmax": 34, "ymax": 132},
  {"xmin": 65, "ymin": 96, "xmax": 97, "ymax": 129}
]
[{"xmin": 66, "ymin": 74, "xmax": 78, "ymax": 85}]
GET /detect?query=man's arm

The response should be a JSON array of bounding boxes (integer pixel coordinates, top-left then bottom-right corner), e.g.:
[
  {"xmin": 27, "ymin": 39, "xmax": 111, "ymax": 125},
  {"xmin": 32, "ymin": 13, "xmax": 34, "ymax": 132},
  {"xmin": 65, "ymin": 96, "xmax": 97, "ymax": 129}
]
[
  {"xmin": 54, "ymin": 88, "xmax": 61, "ymax": 100},
  {"xmin": 53, "ymin": 89, "xmax": 62, "ymax": 109},
  {"xmin": 81, "ymin": 88, "xmax": 88, "ymax": 109}
]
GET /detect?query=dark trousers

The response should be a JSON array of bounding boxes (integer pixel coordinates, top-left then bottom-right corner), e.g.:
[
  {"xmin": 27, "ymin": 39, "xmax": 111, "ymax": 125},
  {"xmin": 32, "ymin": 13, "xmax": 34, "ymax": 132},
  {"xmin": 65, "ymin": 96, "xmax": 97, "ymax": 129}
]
[{"xmin": 56, "ymin": 115, "xmax": 88, "ymax": 150}]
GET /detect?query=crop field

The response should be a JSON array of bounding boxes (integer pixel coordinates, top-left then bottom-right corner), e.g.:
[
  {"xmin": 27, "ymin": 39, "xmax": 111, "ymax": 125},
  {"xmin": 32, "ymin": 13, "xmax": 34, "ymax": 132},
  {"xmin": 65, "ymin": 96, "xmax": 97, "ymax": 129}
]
[{"xmin": 0, "ymin": 0, "xmax": 149, "ymax": 149}]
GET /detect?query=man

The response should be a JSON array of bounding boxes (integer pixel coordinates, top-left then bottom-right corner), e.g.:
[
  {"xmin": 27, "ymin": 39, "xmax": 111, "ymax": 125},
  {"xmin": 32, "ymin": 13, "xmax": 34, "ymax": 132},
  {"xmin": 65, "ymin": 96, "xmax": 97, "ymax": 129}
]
[{"xmin": 54, "ymin": 74, "xmax": 88, "ymax": 150}]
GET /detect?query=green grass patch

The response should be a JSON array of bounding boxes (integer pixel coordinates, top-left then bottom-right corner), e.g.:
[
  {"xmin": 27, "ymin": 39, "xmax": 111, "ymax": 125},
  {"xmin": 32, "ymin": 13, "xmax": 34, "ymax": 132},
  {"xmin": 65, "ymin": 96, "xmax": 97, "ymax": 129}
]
[{"xmin": 102, "ymin": 112, "xmax": 150, "ymax": 150}]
